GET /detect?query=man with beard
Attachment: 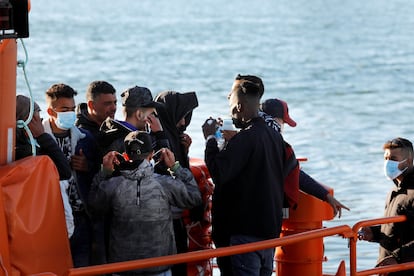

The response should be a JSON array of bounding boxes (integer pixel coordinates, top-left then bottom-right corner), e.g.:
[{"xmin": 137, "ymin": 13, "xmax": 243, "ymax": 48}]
[
  {"xmin": 202, "ymin": 79, "xmax": 285, "ymax": 276},
  {"xmin": 75, "ymin": 80, "xmax": 118, "ymax": 265},
  {"xmin": 76, "ymin": 80, "xmax": 117, "ymax": 143},
  {"xmin": 358, "ymin": 137, "xmax": 414, "ymax": 276}
]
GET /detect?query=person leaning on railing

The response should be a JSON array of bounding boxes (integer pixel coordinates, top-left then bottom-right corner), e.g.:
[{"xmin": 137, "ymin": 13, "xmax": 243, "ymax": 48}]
[
  {"xmin": 358, "ymin": 137, "xmax": 414, "ymax": 276},
  {"xmin": 259, "ymin": 98, "xmax": 350, "ymax": 218}
]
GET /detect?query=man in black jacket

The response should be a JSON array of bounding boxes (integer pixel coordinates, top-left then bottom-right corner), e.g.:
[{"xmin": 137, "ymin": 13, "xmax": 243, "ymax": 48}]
[
  {"xmin": 203, "ymin": 79, "xmax": 286, "ymax": 276},
  {"xmin": 359, "ymin": 137, "xmax": 414, "ymax": 275},
  {"xmin": 76, "ymin": 80, "xmax": 117, "ymax": 140},
  {"xmin": 75, "ymin": 80, "xmax": 117, "ymax": 265}
]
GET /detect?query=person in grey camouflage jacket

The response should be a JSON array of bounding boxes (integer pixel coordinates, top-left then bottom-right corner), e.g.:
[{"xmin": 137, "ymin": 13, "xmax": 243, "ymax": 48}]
[{"xmin": 89, "ymin": 131, "xmax": 201, "ymax": 276}]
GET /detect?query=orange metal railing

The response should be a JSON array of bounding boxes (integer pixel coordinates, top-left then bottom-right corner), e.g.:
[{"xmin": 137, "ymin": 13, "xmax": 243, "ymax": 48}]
[
  {"xmin": 67, "ymin": 225, "xmax": 353, "ymax": 276},
  {"xmin": 2, "ymin": 212, "xmax": 414, "ymax": 275},
  {"xmin": 65, "ymin": 216, "xmax": 414, "ymax": 276},
  {"xmin": 350, "ymin": 215, "xmax": 414, "ymax": 276}
]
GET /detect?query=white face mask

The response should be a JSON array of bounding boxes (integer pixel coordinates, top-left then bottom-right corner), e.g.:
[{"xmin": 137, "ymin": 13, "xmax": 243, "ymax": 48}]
[
  {"xmin": 55, "ymin": 111, "xmax": 76, "ymax": 130},
  {"xmin": 384, "ymin": 159, "xmax": 407, "ymax": 180}
]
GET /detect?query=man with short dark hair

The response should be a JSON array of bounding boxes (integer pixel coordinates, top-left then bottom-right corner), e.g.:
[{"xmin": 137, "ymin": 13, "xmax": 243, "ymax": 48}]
[
  {"xmin": 359, "ymin": 137, "xmax": 414, "ymax": 275},
  {"xmin": 75, "ymin": 80, "xmax": 118, "ymax": 265},
  {"xmin": 234, "ymin": 74, "xmax": 265, "ymax": 98},
  {"xmin": 43, "ymin": 83, "xmax": 100, "ymax": 267},
  {"xmin": 203, "ymin": 79, "xmax": 286, "ymax": 275},
  {"xmin": 76, "ymin": 80, "xmax": 117, "ymax": 139}
]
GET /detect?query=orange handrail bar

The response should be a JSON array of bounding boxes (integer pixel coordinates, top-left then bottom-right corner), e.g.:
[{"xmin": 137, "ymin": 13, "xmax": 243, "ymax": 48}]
[
  {"xmin": 357, "ymin": 261, "xmax": 414, "ymax": 276},
  {"xmin": 349, "ymin": 215, "xmax": 407, "ymax": 276},
  {"xmin": 68, "ymin": 225, "xmax": 352, "ymax": 276}
]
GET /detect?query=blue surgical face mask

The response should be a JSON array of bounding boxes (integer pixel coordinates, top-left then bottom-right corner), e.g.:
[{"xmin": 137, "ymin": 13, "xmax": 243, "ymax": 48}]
[
  {"xmin": 55, "ymin": 111, "xmax": 76, "ymax": 130},
  {"xmin": 384, "ymin": 159, "xmax": 407, "ymax": 180}
]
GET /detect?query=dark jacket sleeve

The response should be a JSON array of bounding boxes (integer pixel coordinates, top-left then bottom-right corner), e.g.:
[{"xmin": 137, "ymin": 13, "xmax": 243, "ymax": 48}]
[
  {"xmin": 392, "ymin": 203, "xmax": 414, "ymax": 262},
  {"xmin": 393, "ymin": 240, "xmax": 414, "ymax": 263},
  {"xmin": 36, "ymin": 133, "xmax": 72, "ymax": 180},
  {"xmin": 152, "ymin": 130, "xmax": 171, "ymax": 150},
  {"xmin": 75, "ymin": 129, "xmax": 102, "ymax": 205},
  {"xmin": 370, "ymin": 225, "xmax": 384, "ymax": 243},
  {"xmin": 283, "ymin": 141, "xmax": 300, "ymax": 208},
  {"xmin": 299, "ymin": 169, "xmax": 329, "ymax": 201}
]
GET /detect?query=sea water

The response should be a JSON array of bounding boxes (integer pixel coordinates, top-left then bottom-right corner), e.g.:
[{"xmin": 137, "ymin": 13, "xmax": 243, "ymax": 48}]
[{"xmin": 16, "ymin": 0, "xmax": 414, "ymax": 274}]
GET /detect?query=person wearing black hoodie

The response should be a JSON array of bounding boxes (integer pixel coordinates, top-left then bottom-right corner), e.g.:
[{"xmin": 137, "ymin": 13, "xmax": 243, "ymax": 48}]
[
  {"xmin": 75, "ymin": 80, "xmax": 116, "ymax": 265},
  {"xmin": 75, "ymin": 80, "xmax": 117, "ymax": 156},
  {"xmin": 155, "ymin": 91, "xmax": 199, "ymax": 276},
  {"xmin": 155, "ymin": 91, "xmax": 198, "ymax": 169}
]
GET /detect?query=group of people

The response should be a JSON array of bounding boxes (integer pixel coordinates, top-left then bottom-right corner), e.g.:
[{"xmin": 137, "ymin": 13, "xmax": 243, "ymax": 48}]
[
  {"xmin": 201, "ymin": 75, "xmax": 414, "ymax": 276},
  {"xmin": 14, "ymin": 75, "xmax": 414, "ymax": 276},
  {"xmin": 15, "ymin": 81, "xmax": 202, "ymax": 275}
]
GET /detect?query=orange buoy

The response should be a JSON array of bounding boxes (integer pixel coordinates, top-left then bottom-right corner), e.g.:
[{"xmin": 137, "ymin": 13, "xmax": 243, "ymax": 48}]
[{"xmin": 185, "ymin": 158, "xmax": 215, "ymax": 276}]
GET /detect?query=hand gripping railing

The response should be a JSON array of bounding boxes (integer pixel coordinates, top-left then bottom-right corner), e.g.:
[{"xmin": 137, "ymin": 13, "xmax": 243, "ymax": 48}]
[{"xmin": 350, "ymin": 215, "xmax": 414, "ymax": 276}]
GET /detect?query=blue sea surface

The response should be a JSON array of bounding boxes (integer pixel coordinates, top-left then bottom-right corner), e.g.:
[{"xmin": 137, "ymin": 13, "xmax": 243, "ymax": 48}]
[{"xmin": 16, "ymin": 0, "xmax": 414, "ymax": 274}]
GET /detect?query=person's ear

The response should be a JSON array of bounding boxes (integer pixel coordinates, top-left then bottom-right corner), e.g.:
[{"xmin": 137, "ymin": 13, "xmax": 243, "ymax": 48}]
[
  {"xmin": 135, "ymin": 110, "xmax": 145, "ymax": 121},
  {"xmin": 236, "ymin": 103, "xmax": 242, "ymax": 113},
  {"xmin": 407, "ymin": 156, "xmax": 414, "ymax": 167},
  {"xmin": 46, "ymin": 107, "xmax": 55, "ymax": 117},
  {"xmin": 87, "ymin": 100, "xmax": 94, "ymax": 111},
  {"xmin": 147, "ymin": 151, "xmax": 154, "ymax": 161}
]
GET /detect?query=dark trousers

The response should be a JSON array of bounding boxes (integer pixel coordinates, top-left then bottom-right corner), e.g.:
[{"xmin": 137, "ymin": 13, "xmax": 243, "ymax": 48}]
[
  {"xmin": 90, "ymin": 216, "xmax": 108, "ymax": 265},
  {"xmin": 171, "ymin": 218, "xmax": 188, "ymax": 276},
  {"xmin": 213, "ymin": 237, "xmax": 233, "ymax": 276},
  {"xmin": 70, "ymin": 211, "xmax": 92, "ymax": 267}
]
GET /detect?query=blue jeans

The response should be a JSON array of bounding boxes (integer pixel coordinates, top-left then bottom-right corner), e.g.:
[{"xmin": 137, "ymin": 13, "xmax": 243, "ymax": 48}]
[{"xmin": 230, "ymin": 235, "xmax": 274, "ymax": 276}]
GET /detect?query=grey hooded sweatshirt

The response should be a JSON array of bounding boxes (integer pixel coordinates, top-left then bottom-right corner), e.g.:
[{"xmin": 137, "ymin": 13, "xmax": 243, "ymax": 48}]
[{"xmin": 89, "ymin": 160, "xmax": 201, "ymax": 275}]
